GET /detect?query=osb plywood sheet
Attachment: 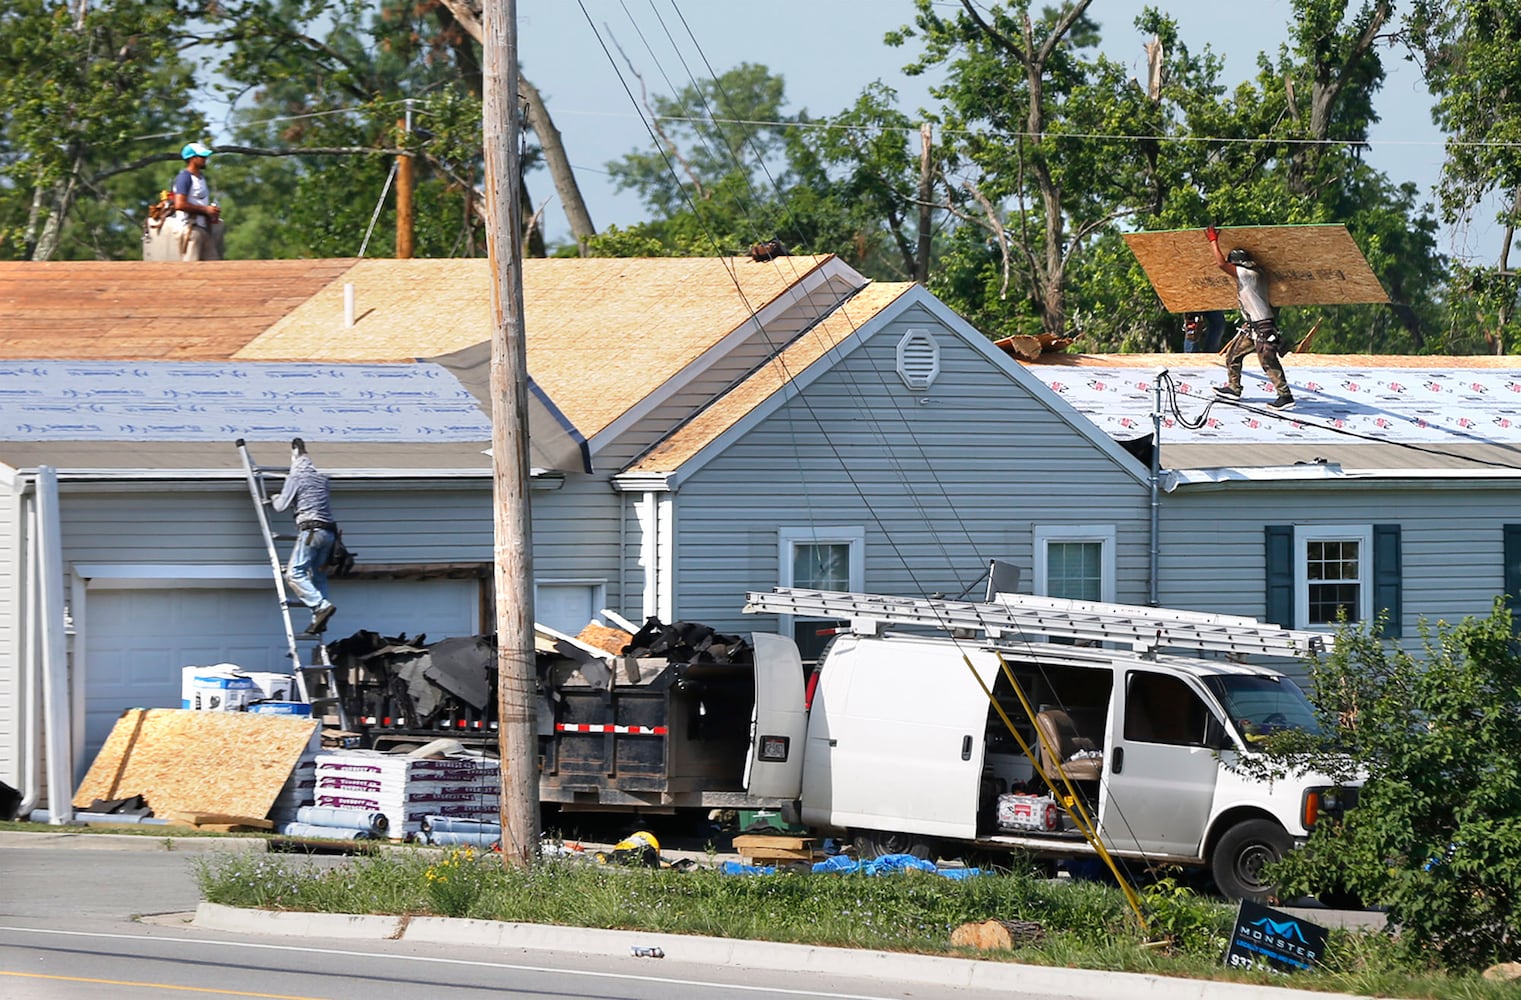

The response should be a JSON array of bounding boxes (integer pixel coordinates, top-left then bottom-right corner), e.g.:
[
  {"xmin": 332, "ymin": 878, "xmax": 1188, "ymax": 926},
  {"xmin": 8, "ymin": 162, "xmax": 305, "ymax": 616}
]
[
  {"xmin": 632, "ymin": 282, "xmax": 912, "ymax": 472},
  {"xmin": 74, "ymin": 709, "xmax": 318, "ymax": 819},
  {"xmin": 239, "ymin": 255, "xmax": 835, "ymax": 437},
  {"xmin": 1122, "ymin": 225, "xmax": 1388, "ymax": 312},
  {"xmin": 0, "ymin": 260, "xmax": 357, "ymax": 360}
]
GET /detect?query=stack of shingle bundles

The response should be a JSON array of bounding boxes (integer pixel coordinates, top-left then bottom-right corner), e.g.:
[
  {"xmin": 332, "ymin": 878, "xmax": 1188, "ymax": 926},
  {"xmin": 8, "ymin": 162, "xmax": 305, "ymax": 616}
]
[
  {"xmin": 267, "ymin": 750, "xmax": 319, "ymax": 826},
  {"xmin": 313, "ymin": 751, "xmax": 501, "ymax": 839}
]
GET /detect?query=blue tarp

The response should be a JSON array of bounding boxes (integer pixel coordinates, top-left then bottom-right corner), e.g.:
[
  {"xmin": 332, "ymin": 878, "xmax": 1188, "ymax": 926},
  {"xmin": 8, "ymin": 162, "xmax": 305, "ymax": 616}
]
[{"xmin": 721, "ymin": 853, "xmax": 985, "ymax": 879}]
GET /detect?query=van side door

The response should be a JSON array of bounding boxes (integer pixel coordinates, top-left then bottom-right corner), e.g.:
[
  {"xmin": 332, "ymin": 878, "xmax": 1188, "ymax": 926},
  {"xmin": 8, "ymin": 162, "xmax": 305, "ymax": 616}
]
[{"xmin": 1098, "ymin": 669, "xmax": 1221, "ymax": 858}]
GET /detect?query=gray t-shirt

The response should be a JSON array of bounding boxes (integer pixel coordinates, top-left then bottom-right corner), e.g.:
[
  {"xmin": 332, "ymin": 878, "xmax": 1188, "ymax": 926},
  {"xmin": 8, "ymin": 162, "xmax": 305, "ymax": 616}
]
[
  {"xmin": 272, "ymin": 455, "xmax": 335, "ymax": 527},
  {"xmin": 1235, "ymin": 266, "xmax": 1274, "ymax": 323}
]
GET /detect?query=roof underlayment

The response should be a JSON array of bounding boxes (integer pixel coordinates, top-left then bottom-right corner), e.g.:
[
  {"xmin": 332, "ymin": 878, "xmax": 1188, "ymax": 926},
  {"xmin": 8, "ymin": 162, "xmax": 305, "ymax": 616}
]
[
  {"xmin": 1023, "ymin": 362, "xmax": 1521, "ymax": 473},
  {"xmin": 0, "ymin": 360, "xmax": 488, "ymax": 442}
]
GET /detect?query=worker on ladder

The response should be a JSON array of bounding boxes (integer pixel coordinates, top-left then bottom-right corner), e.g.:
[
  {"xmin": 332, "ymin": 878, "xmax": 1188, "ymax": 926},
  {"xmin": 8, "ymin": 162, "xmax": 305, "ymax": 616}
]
[{"xmin": 270, "ymin": 438, "xmax": 339, "ymax": 633}]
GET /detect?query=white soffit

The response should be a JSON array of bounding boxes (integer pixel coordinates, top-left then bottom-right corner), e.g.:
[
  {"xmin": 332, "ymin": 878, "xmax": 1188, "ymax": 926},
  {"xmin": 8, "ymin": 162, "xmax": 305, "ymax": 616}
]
[
  {"xmin": 1025, "ymin": 364, "xmax": 1521, "ymax": 448},
  {"xmin": 0, "ymin": 360, "xmax": 489, "ymax": 442}
]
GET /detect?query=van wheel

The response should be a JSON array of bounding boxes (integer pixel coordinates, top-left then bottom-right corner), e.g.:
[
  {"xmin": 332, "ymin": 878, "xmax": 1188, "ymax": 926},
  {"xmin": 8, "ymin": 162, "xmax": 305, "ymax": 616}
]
[
  {"xmin": 1211, "ymin": 819, "xmax": 1291, "ymax": 901},
  {"xmin": 853, "ymin": 830, "xmax": 936, "ymax": 861}
]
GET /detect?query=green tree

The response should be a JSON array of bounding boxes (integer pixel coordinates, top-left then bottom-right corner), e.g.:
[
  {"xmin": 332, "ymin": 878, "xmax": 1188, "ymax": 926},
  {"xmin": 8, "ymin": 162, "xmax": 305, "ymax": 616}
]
[
  {"xmin": 0, "ymin": 0, "xmax": 201, "ymax": 260},
  {"xmin": 1406, "ymin": 0, "xmax": 1521, "ymax": 354},
  {"xmin": 1263, "ymin": 602, "xmax": 1521, "ymax": 967}
]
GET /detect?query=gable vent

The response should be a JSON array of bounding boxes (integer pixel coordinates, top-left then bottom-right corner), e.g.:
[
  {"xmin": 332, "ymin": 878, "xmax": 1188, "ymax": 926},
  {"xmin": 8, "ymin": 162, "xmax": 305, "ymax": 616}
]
[{"xmin": 896, "ymin": 329, "xmax": 939, "ymax": 389}]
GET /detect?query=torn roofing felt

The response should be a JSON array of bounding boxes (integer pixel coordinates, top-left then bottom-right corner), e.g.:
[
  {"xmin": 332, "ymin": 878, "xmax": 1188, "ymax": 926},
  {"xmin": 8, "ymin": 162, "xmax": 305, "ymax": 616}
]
[{"xmin": 426, "ymin": 341, "xmax": 591, "ymax": 474}]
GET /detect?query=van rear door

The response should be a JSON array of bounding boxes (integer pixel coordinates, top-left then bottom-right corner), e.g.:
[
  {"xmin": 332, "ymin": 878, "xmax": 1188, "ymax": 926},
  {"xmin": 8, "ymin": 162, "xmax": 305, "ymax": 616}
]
[{"xmin": 743, "ymin": 632, "xmax": 809, "ymax": 798}]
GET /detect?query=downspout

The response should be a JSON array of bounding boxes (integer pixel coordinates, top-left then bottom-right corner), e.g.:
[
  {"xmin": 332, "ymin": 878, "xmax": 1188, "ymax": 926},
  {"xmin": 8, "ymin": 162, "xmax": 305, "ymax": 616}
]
[
  {"xmin": 36, "ymin": 466, "xmax": 73, "ymax": 824},
  {"xmin": 18, "ymin": 488, "xmax": 41, "ymax": 816},
  {"xmin": 1149, "ymin": 370, "xmax": 1164, "ymax": 607}
]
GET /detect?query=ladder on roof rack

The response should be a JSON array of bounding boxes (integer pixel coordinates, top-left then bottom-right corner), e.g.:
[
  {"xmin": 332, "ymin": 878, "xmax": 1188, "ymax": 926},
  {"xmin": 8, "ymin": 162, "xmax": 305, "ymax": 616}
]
[
  {"xmin": 236, "ymin": 439, "xmax": 351, "ymax": 729},
  {"xmin": 743, "ymin": 588, "xmax": 1330, "ymax": 659}
]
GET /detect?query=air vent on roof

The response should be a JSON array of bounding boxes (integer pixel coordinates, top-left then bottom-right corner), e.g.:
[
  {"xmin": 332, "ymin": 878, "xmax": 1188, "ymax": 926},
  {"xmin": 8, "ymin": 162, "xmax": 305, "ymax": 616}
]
[{"xmin": 896, "ymin": 329, "xmax": 939, "ymax": 390}]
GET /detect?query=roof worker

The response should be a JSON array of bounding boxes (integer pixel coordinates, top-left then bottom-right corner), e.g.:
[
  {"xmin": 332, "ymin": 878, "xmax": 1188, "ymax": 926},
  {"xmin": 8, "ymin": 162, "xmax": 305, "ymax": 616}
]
[
  {"xmin": 1207, "ymin": 225, "xmax": 1295, "ymax": 410},
  {"xmin": 271, "ymin": 438, "xmax": 339, "ymax": 634},
  {"xmin": 172, "ymin": 141, "xmax": 221, "ymax": 261},
  {"xmin": 1181, "ymin": 310, "xmax": 1226, "ymax": 354}
]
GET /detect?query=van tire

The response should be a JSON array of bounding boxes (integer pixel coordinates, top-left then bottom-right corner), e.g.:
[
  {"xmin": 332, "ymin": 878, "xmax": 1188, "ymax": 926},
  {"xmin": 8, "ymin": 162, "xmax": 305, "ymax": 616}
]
[
  {"xmin": 1211, "ymin": 819, "xmax": 1291, "ymax": 901},
  {"xmin": 853, "ymin": 830, "xmax": 936, "ymax": 861}
]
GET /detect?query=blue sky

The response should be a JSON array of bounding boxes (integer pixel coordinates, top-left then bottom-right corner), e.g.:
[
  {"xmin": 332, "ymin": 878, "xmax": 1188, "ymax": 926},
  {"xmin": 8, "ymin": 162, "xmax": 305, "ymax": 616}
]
[{"xmin": 518, "ymin": 0, "xmax": 1491, "ymax": 260}]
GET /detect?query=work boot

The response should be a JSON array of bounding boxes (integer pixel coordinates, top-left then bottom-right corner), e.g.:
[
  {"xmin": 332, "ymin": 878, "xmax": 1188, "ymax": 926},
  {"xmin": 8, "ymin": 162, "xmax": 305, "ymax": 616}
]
[
  {"xmin": 1213, "ymin": 384, "xmax": 1242, "ymax": 400},
  {"xmin": 310, "ymin": 602, "xmax": 337, "ymax": 633},
  {"xmin": 1267, "ymin": 394, "xmax": 1296, "ymax": 411}
]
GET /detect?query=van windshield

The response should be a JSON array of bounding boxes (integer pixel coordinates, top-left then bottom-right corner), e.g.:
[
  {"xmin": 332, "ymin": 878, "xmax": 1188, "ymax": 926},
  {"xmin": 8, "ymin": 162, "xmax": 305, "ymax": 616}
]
[{"xmin": 1201, "ymin": 675, "xmax": 1321, "ymax": 741}]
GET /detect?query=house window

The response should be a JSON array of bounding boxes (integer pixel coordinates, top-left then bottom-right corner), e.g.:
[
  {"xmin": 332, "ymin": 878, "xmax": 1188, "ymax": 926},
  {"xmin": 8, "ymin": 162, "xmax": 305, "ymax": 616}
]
[
  {"xmin": 779, "ymin": 526, "xmax": 864, "ymax": 592},
  {"xmin": 1296, "ymin": 525, "xmax": 1373, "ymax": 627},
  {"xmin": 778, "ymin": 526, "xmax": 865, "ymax": 662},
  {"xmin": 895, "ymin": 329, "xmax": 939, "ymax": 389},
  {"xmin": 1033, "ymin": 525, "xmax": 1115, "ymax": 602}
]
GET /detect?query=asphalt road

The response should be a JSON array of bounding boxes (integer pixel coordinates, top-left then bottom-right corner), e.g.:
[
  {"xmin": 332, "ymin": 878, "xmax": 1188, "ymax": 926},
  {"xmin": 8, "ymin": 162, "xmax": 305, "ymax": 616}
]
[{"xmin": 0, "ymin": 845, "xmax": 1065, "ymax": 1000}]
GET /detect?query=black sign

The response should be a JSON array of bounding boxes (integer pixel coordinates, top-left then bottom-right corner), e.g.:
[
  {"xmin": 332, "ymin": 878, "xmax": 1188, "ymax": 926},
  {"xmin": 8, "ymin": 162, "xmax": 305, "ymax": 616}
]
[{"xmin": 1224, "ymin": 900, "xmax": 1329, "ymax": 974}]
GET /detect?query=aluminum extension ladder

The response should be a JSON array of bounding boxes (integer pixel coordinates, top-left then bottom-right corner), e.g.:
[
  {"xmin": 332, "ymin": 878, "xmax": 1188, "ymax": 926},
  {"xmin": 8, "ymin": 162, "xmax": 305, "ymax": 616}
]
[
  {"xmin": 235, "ymin": 439, "xmax": 351, "ymax": 729},
  {"xmin": 744, "ymin": 588, "xmax": 1330, "ymax": 659}
]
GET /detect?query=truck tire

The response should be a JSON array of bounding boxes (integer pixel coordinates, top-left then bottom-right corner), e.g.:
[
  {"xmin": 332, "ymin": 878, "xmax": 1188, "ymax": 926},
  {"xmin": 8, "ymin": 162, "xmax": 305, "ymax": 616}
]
[
  {"xmin": 1211, "ymin": 819, "xmax": 1291, "ymax": 901},
  {"xmin": 853, "ymin": 829, "xmax": 936, "ymax": 861}
]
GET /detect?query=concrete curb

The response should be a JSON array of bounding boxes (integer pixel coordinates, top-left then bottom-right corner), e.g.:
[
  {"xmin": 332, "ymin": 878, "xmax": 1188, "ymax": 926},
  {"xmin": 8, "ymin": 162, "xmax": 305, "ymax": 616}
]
[
  {"xmin": 0, "ymin": 830, "xmax": 270, "ymax": 852},
  {"xmin": 193, "ymin": 903, "xmax": 1370, "ymax": 1000}
]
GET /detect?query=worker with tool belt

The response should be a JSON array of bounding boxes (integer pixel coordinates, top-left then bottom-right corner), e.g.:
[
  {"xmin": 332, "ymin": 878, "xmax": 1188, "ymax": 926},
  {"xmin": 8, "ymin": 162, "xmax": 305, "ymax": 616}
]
[
  {"xmin": 270, "ymin": 438, "xmax": 339, "ymax": 633},
  {"xmin": 1207, "ymin": 224, "xmax": 1295, "ymax": 411}
]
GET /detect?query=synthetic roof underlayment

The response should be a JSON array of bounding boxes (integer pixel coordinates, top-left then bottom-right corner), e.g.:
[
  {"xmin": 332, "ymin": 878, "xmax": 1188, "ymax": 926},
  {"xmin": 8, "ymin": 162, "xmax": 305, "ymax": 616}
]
[
  {"xmin": 0, "ymin": 360, "xmax": 488, "ymax": 443},
  {"xmin": 1021, "ymin": 357, "xmax": 1521, "ymax": 467}
]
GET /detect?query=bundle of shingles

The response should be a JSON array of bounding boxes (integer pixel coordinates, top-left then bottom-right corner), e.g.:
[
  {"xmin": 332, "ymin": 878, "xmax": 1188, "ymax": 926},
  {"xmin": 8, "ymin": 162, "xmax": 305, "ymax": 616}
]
[{"xmin": 313, "ymin": 750, "xmax": 500, "ymax": 839}]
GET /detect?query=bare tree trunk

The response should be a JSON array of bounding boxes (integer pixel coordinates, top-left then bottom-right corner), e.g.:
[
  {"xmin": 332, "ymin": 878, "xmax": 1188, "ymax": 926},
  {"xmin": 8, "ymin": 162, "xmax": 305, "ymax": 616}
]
[
  {"xmin": 519, "ymin": 76, "xmax": 595, "ymax": 255},
  {"xmin": 435, "ymin": 0, "xmax": 596, "ymax": 254},
  {"xmin": 32, "ymin": 168, "xmax": 81, "ymax": 262},
  {"xmin": 482, "ymin": 0, "xmax": 539, "ymax": 870}
]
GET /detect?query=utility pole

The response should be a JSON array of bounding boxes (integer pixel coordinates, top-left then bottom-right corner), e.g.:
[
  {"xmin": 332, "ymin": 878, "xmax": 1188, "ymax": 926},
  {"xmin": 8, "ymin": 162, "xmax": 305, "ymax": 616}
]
[
  {"xmin": 395, "ymin": 101, "xmax": 415, "ymax": 259},
  {"xmin": 916, "ymin": 122, "xmax": 933, "ymax": 284},
  {"xmin": 482, "ymin": 0, "xmax": 539, "ymax": 869}
]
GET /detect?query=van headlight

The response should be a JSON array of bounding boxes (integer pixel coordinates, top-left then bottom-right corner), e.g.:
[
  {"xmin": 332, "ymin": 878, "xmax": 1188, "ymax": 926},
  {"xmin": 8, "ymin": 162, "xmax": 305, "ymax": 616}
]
[{"xmin": 1301, "ymin": 785, "xmax": 1358, "ymax": 829}]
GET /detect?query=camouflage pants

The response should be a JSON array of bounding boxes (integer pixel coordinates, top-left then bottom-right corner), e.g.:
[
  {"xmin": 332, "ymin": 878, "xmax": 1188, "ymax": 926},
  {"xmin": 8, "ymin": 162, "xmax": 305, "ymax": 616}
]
[{"xmin": 1223, "ymin": 325, "xmax": 1290, "ymax": 397}]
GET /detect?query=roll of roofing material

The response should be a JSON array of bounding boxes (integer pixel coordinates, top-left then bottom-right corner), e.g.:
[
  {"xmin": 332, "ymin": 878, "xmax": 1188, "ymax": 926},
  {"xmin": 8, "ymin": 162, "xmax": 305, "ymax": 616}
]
[
  {"xmin": 424, "ymin": 830, "xmax": 500, "ymax": 848},
  {"xmin": 295, "ymin": 806, "xmax": 389, "ymax": 835},
  {"xmin": 422, "ymin": 815, "xmax": 501, "ymax": 835},
  {"xmin": 277, "ymin": 821, "xmax": 372, "ymax": 841}
]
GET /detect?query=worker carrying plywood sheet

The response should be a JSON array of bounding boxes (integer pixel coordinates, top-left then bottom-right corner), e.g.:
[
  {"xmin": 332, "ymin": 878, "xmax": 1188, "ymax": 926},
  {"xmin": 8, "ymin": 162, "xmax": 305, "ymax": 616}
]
[{"xmin": 1206, "ymin": 225, "xmax": 1295, "ymax": 411}]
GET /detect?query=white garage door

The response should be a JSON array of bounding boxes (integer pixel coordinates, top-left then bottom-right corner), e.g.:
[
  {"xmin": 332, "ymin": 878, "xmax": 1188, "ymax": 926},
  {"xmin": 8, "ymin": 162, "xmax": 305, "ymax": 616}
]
[{"xmin": 83, "ymin": 577, "xmax": 480, "ymax": 766}]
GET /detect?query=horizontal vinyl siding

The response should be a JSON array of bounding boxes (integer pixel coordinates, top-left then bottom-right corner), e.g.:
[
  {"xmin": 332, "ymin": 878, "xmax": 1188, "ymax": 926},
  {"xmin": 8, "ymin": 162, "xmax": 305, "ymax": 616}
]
[
  {"xmin": 670, "ymin": 313, "xmax": 1151, "ymax": 631},
  {"xmin": 0, "ymin": 486, "xmax": 20, "ymax": 788},
  {"xmin": 1157, "ymin": 481, "xmax": 1521, "ymax": 639}
]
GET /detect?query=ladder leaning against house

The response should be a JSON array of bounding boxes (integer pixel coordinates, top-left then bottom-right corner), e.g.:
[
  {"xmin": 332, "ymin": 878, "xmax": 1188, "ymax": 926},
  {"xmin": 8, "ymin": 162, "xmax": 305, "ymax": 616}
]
[{"xmin": 235, "ymin": 439, "xmax": 351, "ymax": 729}]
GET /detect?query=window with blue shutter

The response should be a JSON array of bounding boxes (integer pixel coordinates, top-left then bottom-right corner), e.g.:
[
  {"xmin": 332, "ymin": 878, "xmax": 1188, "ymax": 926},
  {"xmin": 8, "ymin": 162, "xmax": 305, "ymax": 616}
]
[{"xmin": 1505, "ymin": 524, "xmax": 1521, "ymax": 627}]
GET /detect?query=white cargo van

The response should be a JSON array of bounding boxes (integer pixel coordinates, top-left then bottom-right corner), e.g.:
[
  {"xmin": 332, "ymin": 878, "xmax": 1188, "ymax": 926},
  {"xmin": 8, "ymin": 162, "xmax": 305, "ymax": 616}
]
[{"xmin": 742, "ymin": 589, "xmax": 1356, "ymax": 901}]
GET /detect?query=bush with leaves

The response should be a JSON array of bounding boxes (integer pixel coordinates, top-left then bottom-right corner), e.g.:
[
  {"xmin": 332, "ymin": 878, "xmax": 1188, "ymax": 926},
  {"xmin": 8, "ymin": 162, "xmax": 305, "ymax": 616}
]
[{"xmin": 1261, "ymin": 600, "xmax": 1521, "ymax": 968}]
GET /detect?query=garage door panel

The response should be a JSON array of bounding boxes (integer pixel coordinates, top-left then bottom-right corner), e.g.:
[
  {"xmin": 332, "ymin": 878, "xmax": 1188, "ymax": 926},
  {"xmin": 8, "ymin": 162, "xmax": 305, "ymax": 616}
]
[{"xmin": 83, "ymin": 578, "xmax": 480, "ymax": 767}]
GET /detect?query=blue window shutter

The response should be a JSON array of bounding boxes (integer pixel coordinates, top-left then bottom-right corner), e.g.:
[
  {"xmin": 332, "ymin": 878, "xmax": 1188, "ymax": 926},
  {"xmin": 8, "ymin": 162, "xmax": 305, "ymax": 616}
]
[
  {"xmin": 1372, "ymin": 524, "xmax": 1402, "ymax": 638},
  {"xmin": 1265, "ymin": 525, "xmax": 1294, "ymax": 628},
  {"xmin": 1505, "ymin": 524, "xmax": 1521, "ymax": 625}
]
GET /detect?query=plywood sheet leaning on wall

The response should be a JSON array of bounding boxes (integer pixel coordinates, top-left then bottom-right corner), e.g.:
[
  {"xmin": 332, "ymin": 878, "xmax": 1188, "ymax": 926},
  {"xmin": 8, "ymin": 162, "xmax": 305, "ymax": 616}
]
[
  {"xmin": 1122, "ymin": 224, "xmax": 1389, "ymax": 313},
  {"xmin": 74, "ymin": 709, "xmax": 320, "ymax": 821}
]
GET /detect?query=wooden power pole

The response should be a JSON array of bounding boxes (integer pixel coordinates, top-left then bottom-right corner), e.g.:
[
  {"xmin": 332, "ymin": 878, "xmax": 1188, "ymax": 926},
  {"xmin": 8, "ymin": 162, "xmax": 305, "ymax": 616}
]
[
  {"xmin": 395, "ymin": 104, "xmax": 415, "ymax": 259},
  {"xmin": 481, "ymin": 0, "xmax": 539, "ymax": 868}
]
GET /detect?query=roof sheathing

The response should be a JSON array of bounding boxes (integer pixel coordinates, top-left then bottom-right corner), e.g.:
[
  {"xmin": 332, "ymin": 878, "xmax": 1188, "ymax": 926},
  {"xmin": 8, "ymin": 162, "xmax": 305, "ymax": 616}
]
[
  {"xmin": 0, "ymin": 260, "xmax": 358, "ymax": 359},
  {"xmin": 629, "ymin": 282, "xmax": 914, "ymax": 473},
  {"xmin": 238, "ymin": 256, "xmax": 835, "ymax": 438}
]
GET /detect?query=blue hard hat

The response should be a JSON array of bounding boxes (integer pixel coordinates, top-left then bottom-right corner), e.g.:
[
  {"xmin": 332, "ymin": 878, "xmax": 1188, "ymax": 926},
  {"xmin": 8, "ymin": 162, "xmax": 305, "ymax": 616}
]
[{"xmin": 181, "ymin": 142, "xmax": 214, "ymax": 160}]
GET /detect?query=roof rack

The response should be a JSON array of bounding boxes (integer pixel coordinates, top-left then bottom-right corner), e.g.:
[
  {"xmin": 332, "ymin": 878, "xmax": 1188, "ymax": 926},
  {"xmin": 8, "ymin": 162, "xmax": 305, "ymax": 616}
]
[{"xmin": 742, "ymin": 588, "xmax": 1330, "ymax": 659}]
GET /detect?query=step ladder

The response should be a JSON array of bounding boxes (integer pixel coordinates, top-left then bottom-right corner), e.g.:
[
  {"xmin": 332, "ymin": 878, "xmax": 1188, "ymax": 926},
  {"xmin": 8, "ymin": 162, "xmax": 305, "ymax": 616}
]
[
  {"xmin": 236, "ymin": 439, "xmax": 351, "ymax": 729},
  {"xmin": 743, "ymin": 588, "xmax": 1330, "ymax": 659}
]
